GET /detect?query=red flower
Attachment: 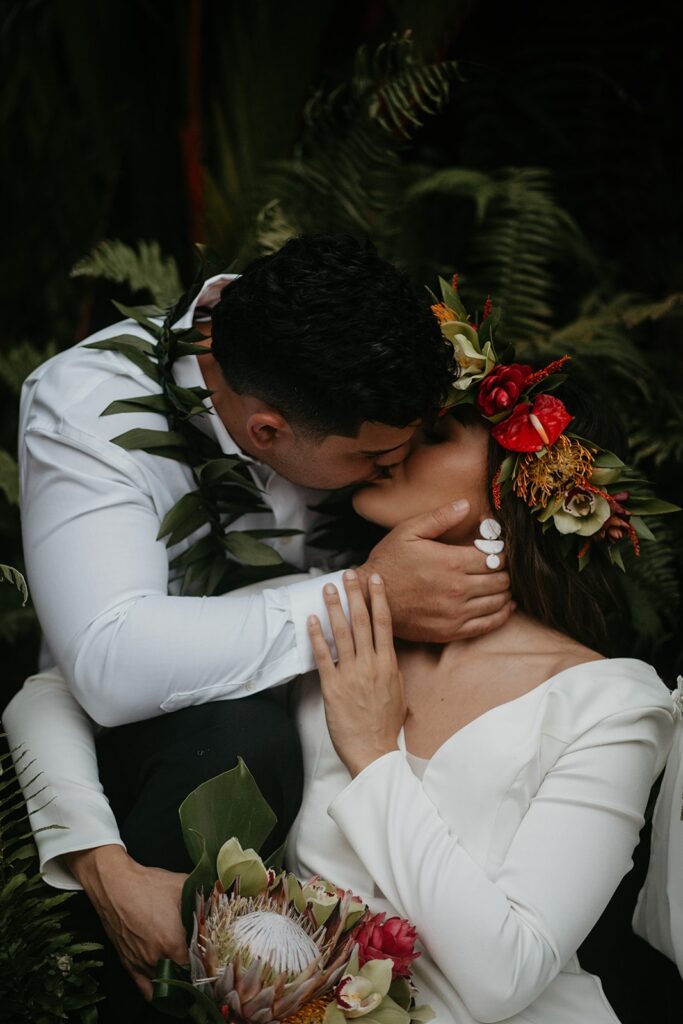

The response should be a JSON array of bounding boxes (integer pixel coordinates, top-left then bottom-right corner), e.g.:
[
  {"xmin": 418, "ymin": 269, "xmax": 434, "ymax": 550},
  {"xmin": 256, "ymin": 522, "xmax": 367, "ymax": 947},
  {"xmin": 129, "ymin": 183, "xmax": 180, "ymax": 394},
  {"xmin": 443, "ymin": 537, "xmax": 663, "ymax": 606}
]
[
  {"xmin": 491, "ymin": 394, "xmax": 573, "ymax": 452},
  {"xmin": 476, "ymin": 363, "xmax": 533, "ymax": 417},
  {"xmin": 354, "ymin": 913, "xmax": 420, "ymax": 979}
]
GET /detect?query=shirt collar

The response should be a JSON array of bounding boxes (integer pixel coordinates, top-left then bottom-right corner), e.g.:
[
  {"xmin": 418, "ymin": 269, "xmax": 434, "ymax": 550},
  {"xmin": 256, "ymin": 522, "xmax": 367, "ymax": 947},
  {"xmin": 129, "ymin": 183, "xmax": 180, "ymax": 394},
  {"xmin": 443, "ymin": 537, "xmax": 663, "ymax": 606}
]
[
  {"xmin": 171, "ymin": 273, "xmax": 256, "ymax": 464},
  {"xmin": 171, "ymin": 273, "xmax": 239, "ymax": 330}
]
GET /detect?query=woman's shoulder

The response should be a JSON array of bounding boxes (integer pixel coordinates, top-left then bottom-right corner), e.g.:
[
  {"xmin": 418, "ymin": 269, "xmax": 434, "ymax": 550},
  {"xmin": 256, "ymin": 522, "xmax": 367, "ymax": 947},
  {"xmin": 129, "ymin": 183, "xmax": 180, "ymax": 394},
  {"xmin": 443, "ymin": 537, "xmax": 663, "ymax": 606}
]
[{"xmin": 542, "ymin": 657, "xmax": 676, "ymax": 739}]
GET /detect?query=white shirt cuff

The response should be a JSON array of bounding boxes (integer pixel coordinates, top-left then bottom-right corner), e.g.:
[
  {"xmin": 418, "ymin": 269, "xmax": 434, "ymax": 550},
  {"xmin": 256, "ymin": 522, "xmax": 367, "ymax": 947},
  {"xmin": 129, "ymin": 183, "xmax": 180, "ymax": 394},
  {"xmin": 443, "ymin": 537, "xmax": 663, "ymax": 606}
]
[{"xmin": 287, "ymin": 569, "xmax": 350, "ymax": 672}]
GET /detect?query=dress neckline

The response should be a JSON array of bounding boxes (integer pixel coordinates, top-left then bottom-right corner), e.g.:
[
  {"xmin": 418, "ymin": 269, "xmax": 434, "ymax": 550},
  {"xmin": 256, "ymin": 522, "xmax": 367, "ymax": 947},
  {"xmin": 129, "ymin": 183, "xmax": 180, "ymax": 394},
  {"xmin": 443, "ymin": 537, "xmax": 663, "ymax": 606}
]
[{"xmin": 400, "ymin": 656, "xmax": 657, "ymax": 770}]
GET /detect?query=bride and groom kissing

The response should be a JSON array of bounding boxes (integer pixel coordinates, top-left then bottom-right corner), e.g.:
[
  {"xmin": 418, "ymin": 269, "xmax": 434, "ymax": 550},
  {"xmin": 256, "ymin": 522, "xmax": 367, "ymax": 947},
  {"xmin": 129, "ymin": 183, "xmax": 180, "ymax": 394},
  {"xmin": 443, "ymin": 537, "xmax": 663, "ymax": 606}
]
[{"xmin": 3, "ymin": 234, "xmax": 677, "ymax": 1023}]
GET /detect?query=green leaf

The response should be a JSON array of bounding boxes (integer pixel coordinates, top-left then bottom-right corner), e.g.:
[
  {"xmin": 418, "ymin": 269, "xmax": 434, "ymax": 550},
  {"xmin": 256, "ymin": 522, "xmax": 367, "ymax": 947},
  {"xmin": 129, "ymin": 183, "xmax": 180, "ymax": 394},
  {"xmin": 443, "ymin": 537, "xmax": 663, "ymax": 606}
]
[
  {"xmin": 111, "ymin": 428, "xmax": 188, "ymax": 453},
  {"xmin": 101, "ymin": 394, "xmax": 169, "ymax": 417},
  {"xmin": 264, "ymin": 840, "xmax": 286, "ymax": 871},
  {"xmin": 626, "ymin": 498, "xmax": 680, "ymax": 516},
  {"xmin": 631, "ymin": 516, "xmax": 656, "ymax": 542},
  {"xmin": 111, "ymin": 301, "xmax": 163, "ymax": 339},
  {"xmin": 152, "ymin": 959, "xmax": 197, "ymax": 1019},
  {"xmin": 85, "ymin": 334, "xmax": 156, "ymax": 357},
  {"xmin": 438, "ymin": 276, "xmax": 468, "ymax": 320},
  {"xmin": 157, "ymin": 492, "xmax": 205, "ymax": 541},
  {"xmin": 497, "ymin": 455, "xmax": 515, "ymax": 486},
  {"xmin": 223, "ymin": 532, "xmax": 284, "ymax": 566},
  {"xmin": 178, "ymin": 758, "xmax": 276, "ymax": 932},
  {"xmin": 608, "ymin": 544, "xmax": 626, "ymax": 572},
  {"xmin": 361, "ymin": 995, "xmax": 411, "ymax": 1024},
  {"xmin": 180, "ymin": 828, "xmax": 216, "ymax": 935},
  {"xmin": 410, "ymin": 1005, "xmax": 437, "ymax": 1022},
  {"xmin": 151, "ymin": 973, "xmax": 225, "ymax": 1023},
  {"xmin": 388, "ymin": 978, "xmax": 412, "ymax": 1010}
]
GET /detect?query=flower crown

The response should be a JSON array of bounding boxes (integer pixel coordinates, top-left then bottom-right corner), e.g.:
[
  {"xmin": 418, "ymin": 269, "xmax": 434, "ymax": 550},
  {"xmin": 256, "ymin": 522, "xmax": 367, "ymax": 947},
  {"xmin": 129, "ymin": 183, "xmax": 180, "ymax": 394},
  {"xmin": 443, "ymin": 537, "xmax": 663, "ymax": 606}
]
[{"xmin": 431, "ymin": 275, "xmax": 678, "ymax": 570}]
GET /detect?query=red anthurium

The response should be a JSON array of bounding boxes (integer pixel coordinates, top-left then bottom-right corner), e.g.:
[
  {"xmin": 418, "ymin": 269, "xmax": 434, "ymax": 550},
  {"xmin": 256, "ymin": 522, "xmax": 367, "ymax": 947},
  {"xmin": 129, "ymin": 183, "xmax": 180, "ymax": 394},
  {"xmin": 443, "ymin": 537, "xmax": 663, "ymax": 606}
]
[{"xmin": 491, "ymin": 393, "xmax": 573, "ymax": 452}]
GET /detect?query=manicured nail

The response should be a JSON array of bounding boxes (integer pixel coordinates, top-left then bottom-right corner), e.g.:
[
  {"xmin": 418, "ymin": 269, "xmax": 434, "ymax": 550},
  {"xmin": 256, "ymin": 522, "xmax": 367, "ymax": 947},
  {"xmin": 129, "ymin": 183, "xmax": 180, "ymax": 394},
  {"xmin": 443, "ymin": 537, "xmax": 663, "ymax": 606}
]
[
  {"xmin": 324, "ymin": 583, "xmax": 336, "ymax": 596},
  {"xmin": 344, "ymin": 569, "xmax": 357, "ymax": 582},
  {"xmin": 370, "ymin": 573, "xmax": 383, "ymax": 586},
  {"xmin": 452, "ymin": 499, "xmax": 469, "ymax": 513},
  {"xmin": 307, "ymin": 614, "xmax": 319, "ymax": 627}
]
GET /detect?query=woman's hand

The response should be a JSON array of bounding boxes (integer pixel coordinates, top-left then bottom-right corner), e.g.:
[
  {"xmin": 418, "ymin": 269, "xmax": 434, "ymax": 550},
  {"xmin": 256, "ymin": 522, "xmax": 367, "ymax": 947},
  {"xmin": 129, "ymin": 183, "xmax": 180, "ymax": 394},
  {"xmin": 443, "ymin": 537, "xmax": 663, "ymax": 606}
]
[{"xmin": 308, "ymin": 570, "xmax": 406, "ymax": 778}]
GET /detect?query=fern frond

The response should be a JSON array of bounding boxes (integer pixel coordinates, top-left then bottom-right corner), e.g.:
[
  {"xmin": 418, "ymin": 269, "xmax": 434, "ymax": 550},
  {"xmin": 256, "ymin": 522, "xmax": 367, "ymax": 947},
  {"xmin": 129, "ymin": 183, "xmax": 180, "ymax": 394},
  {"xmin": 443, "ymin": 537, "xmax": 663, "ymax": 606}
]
[
  {"xmin": 618, "ymin": 525, "xmax": 681, "ymax": 652},
  {"xmin": 0, "ymin": 738, "xmax": 102, "ymax": 1021},
  {"xmin": 243, "ymin": 33, "xmax": 458, "ymax": 260},
  {"xmin": 71, "ymin": 239, "xmax": 183, "ymax": 308},
  {"xmin": 406, "ymin": 166, "xmax": 594, "ymax": 342},
  {"xmin": 0, "ymin": 340, "xmax": 57, "ymax": 396}
]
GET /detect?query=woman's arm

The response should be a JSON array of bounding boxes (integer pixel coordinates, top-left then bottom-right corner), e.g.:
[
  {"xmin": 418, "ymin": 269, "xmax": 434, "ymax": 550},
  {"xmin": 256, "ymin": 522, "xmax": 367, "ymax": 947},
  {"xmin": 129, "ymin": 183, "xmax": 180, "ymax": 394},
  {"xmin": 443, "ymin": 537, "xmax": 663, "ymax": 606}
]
[
  {"xmin": 309, "ymin": 580, "xmax": 674, "ymax": 1022},
  {"xmin": 329, "ymin": 708, "xmax": 671, "ymax": 1022}
]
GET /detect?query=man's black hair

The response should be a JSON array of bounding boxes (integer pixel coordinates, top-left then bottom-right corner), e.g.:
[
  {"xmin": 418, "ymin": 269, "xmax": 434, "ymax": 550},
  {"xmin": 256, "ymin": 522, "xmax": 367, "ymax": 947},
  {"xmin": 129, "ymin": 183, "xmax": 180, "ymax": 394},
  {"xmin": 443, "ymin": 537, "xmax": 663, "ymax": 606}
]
[{"xmin": 210, "ymin": 234, "xmax": 453, "ymax": 437}]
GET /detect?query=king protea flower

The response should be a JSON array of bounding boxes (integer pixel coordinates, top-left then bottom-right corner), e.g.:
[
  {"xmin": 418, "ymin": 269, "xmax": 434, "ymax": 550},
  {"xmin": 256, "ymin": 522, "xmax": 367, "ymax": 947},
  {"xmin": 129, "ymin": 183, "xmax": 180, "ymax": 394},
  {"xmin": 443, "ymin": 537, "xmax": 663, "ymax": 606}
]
[{"xmin": 189, "ymin": 874, "xmax": 363, "ymax": 1022}]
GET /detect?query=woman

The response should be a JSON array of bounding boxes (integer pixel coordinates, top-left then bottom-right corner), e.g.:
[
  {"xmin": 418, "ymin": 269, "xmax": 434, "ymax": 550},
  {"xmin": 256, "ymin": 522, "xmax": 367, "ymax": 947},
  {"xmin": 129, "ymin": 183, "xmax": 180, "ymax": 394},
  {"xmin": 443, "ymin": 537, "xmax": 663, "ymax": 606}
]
[{"xmin": 284, "ymin": 363, "xmax": 677, "ymax": 1022}]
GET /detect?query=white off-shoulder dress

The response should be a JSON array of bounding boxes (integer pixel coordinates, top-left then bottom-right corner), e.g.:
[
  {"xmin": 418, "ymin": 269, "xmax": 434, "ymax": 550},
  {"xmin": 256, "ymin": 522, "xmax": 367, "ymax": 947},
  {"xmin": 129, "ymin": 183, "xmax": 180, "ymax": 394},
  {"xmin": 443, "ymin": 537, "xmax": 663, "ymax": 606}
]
[{"xmin": 286, "ymin": 659, "xmax": 675, "ymax": 1024}]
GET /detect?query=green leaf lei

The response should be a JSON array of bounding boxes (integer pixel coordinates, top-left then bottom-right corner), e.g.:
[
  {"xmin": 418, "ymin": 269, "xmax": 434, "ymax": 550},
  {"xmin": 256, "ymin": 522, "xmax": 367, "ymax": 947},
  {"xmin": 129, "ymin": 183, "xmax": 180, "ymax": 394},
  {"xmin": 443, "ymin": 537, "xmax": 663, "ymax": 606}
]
[{"xmin": 87, "ymin": 284, "xmax": 306, "ymax": 596}]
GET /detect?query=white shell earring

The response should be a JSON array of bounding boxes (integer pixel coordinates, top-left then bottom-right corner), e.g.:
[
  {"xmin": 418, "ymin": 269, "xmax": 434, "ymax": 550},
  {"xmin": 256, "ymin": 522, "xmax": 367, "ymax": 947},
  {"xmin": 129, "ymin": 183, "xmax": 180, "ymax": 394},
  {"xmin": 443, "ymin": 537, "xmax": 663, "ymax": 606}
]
[{"xmin": 474, "ymin": 518, "xmax": 504, "ymax": 570}]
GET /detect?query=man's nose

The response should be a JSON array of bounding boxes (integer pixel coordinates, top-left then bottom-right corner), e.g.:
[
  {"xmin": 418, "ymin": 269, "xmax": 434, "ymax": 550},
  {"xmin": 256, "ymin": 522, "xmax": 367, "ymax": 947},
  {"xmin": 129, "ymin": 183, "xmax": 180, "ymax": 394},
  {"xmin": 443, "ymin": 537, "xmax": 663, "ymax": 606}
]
[{"xmin": 373, "ymin": 442, "xmax": 411, "ymax": 470}]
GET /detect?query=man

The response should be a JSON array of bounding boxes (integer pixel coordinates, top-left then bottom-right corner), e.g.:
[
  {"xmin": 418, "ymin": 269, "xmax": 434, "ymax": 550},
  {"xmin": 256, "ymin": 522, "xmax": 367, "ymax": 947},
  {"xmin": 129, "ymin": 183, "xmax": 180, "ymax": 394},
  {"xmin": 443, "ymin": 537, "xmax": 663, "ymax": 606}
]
[{"xmin": 4, "ymin": 235, "xmax": 512, "ymax": 1019}]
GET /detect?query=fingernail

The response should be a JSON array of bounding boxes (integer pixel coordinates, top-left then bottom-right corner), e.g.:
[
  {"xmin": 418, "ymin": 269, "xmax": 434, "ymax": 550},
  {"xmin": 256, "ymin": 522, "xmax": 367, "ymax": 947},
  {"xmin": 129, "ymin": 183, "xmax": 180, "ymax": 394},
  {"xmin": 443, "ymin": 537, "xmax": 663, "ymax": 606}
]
[
  {"xmin": 452, "ymin": 499, "xmax": 469, "ymax": 513},
  {"xmin": 324, "ymin": 583, "xmax": 336, "ymax": 596},
  {"xmin": 370, "ymin": 573, "xmax": 383, "ymax": 585},
  {"xmin": 307, "ymin": 614, "xmax": 318, "ymax": 627},
  {"xmin": 344, "ymin": 569, "xmax": 357, "ymax": 582}
]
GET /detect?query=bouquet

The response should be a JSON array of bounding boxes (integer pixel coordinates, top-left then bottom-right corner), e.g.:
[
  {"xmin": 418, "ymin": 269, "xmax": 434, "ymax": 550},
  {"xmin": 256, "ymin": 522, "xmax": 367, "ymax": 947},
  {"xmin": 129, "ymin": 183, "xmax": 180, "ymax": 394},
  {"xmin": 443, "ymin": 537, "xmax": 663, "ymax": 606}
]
[{"xmin": 153, "ymin": 759, "xmax": 433, "ymax": 1024}]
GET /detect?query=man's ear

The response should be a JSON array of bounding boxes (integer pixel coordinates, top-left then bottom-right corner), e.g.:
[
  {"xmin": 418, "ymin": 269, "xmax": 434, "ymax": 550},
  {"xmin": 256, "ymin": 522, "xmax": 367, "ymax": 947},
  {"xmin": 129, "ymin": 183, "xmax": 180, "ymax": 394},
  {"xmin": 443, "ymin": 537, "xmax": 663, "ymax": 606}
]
[{"xmin": 246, "ymin": 409, "xmax": 294, "ymax": 452}]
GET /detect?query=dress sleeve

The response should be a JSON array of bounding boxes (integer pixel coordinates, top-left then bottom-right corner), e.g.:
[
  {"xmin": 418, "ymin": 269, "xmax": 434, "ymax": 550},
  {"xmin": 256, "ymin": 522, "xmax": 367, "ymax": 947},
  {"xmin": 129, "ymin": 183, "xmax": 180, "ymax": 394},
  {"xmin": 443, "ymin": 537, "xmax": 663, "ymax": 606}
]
[
  {"xmin": 2, "ymin": 669, "xmax": 122, "ymax": 890},
  {"xmin": 328, "ymin": 704, "xmax": 673, "ymax": 1023},
  {"xmin": 20, "ymin": 428, "xmax": 345, "ymax": 727}
]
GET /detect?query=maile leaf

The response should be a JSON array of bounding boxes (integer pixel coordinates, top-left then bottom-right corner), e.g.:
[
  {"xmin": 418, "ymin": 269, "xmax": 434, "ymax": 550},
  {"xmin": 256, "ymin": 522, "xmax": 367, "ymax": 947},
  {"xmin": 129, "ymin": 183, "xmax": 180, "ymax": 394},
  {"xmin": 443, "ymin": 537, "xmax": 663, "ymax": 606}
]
[{"xmin": 223, "ymin": 532, "xmax": 284, "ymax": 566}]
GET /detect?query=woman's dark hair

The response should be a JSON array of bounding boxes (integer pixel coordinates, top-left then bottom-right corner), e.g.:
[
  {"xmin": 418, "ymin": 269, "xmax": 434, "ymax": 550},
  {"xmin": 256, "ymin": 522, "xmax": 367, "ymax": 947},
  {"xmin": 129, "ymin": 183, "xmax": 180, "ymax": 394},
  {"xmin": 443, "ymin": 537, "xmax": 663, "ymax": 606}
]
[
  {"xmin": 484, "ymin": 381, "xmax": 627, "ymax": 652},
  {"xmin": 211, "ymin": 234, "xmax": 453, "ymax": 437}
]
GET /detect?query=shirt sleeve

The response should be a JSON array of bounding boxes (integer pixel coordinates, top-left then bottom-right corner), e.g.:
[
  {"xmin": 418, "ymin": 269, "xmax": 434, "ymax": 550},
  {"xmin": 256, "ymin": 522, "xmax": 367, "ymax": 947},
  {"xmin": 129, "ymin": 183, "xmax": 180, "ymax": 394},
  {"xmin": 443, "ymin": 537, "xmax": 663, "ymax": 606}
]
[
  {"xmin": 328, "ymin": 705, "xmax": 673, "ymax": 1023},
  {"xmin": 2, "ymin": 670, "xmax": 122, "ymax": 890},
  {"xmin": 21, "ymin": 428, "xmax": 347, "ymax": 727}
]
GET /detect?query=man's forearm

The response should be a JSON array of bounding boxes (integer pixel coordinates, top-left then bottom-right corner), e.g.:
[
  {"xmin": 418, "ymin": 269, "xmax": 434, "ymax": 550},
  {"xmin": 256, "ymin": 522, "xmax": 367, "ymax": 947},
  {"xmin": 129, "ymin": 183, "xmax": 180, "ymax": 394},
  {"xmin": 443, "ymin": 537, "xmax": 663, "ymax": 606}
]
[{"xmin": 2, "ymin": 670, "xmax": 124, "ymax": 889}]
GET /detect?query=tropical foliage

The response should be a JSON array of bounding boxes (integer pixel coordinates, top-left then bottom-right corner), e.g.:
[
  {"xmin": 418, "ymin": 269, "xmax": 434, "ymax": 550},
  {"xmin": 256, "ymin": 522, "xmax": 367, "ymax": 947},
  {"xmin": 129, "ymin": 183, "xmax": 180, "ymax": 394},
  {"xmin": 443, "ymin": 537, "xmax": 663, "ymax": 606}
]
[{"xmin": 0, "ymin": 740, "xmax": 102, "ymax": 1022}]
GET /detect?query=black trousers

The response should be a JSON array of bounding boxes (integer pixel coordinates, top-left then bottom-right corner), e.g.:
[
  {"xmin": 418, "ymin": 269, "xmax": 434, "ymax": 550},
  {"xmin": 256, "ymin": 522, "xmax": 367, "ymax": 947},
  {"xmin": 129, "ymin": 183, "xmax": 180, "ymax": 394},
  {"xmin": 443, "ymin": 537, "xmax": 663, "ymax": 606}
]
[{"xmin": 68, "ymin": 693, "xmax": 303, "ymax": 1023}]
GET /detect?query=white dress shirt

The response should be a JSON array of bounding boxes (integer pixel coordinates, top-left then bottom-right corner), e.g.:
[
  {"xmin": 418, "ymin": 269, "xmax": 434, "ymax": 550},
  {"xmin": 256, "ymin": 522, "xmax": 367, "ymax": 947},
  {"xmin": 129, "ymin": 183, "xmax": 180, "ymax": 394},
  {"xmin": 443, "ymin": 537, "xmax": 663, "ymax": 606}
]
[
  {"xmin": 288, "ymin": 658, "xmax": 675, "ymax": 1023},
  {"xmin": 17, "ymin": 275, "xmax": 348, "ymax": 728}
]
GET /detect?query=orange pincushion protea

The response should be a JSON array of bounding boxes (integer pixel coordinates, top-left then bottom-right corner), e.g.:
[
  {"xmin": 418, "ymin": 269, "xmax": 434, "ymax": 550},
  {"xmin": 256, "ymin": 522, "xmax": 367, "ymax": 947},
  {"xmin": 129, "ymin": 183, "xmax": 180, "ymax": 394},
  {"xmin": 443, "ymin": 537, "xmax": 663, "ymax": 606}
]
[{"xmin": 513, "ymin": 436, "xmax": 594, "ymax": 508}]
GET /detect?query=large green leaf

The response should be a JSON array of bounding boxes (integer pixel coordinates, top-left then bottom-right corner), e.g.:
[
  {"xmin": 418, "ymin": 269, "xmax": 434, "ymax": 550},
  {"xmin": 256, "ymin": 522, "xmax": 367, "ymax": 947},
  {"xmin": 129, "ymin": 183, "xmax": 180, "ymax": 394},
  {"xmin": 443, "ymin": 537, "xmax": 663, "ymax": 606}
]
[
  {"xmin": 223, "ymin": 531, "xmax": 284, "ymax": 565},
  {"xmin": 178, "ymin": 758, "xmax": 276, "ymax": 932}
]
